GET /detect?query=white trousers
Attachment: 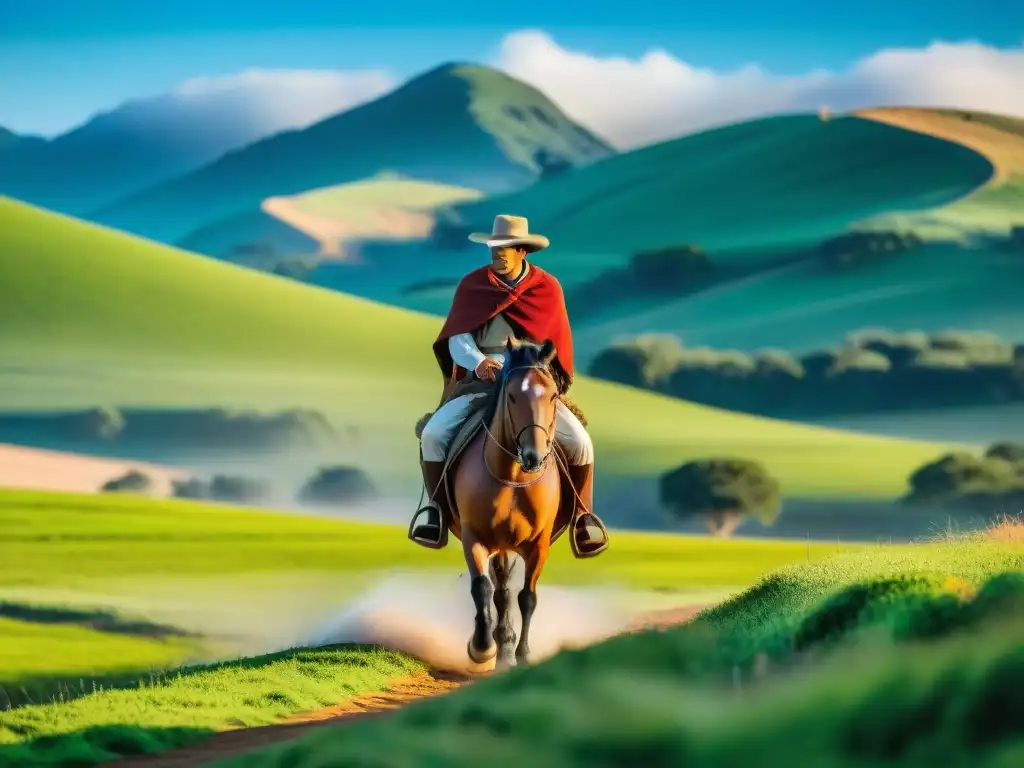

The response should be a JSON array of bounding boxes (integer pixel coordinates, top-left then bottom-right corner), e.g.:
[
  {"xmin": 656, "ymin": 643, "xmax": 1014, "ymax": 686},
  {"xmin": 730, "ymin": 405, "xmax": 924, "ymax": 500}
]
[{"xmin": 421, "ymin": 393, "xmax": 594, "ymax": 465}]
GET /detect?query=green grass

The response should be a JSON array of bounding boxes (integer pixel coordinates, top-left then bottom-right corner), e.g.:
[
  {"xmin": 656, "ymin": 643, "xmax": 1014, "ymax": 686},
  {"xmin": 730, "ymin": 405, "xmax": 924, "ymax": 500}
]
[
  {"xmin": 207, "ymin": 539, "xmax": 1024, "ymax": 768},
  {"xmin": 0, "ymin": 488, "xmax": 854, "ymax": 705},
  {"xmin": 0, "ymin": 196, "xmax": 952, "ymax": 497},
  {"xmin": 92, "ymin": 63, "xmax": 613, "ymax": 245},
  {"xmin": 0, "ymin": 617, "xmax": 197, "ymax": 706},
  {"xmin": 4, "ymin": 502, "xmax": 1019, "ymax": 767},
  {"xmin": 0, "ymin": 645, "xmax": 422, "ymax": 766},
  {"xmin": 0, "ymin": 489, "xmax": 852, "ymax": 595}
]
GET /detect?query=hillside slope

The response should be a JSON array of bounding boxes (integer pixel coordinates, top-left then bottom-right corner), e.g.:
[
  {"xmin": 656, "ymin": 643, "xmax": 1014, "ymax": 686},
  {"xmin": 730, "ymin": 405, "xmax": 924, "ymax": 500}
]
[
  {"xmin": 0, "ymin": 197, "xmax": 948, "ymax": 498},
  {"xmin": 450, "ymin": 113, "xmax": 993, "ymax": 285},
  {"xmin": 179, "ymin": 174, "xmax": 485, "ymax": 263},
  {"xmin": 572, "ymin": 109, "xmax": 1024, "ymax": 357},
  {"xmin": 90, "ymin": 64, "xmax": 615, "ymax": 245}
]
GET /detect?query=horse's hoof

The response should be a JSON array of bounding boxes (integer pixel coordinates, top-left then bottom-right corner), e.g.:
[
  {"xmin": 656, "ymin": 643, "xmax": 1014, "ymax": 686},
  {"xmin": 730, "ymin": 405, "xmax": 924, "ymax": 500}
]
[
  {"xmin": 467, "ymin": 639, "xmax": 497, "ymax": 664},
  {"xmin": 495, "ymin": 655, "xmax": 518, "ymax": 672}
]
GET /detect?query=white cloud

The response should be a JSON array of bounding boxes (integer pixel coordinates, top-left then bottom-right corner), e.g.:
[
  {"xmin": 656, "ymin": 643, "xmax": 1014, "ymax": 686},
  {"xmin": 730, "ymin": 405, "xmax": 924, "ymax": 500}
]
[
  {"xmin": 495, "ymin": 30, "xmax": 1024, "ymax": 149},
  {"xmin": 171, "ymin": 68, "xmax": 397, "ymax": 133}
]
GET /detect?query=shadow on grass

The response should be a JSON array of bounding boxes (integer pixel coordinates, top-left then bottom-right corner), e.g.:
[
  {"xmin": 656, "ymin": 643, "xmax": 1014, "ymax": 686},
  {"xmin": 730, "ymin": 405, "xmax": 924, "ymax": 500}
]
[
  {"xmin": 0, "ymin": 724, "xmax": 213, "ymax": 768},
  {"xmin": 0, "ymin": 602, "xmax": 199, "ymax": 640}
]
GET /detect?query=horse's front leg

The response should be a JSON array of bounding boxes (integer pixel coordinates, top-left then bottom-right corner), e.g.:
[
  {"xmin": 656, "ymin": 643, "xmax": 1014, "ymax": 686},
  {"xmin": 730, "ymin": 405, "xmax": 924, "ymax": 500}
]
[
  {"xmin": 462, "ymin": 531, "xmax": 497, "ymax": 664},
  {"xmin": 516, "ymin": 536, "xmax": 550, "ymax": 665},
  {"xmin": 489, "ymin": 553, "xmax": 518, "ymax": 670}
]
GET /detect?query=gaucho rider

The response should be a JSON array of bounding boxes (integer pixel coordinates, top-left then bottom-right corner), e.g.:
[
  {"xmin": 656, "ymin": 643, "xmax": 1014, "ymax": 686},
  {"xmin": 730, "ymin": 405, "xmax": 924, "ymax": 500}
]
[{"xmin": 409, "ymin": 214, "xmax": 609, "ymax": 558}]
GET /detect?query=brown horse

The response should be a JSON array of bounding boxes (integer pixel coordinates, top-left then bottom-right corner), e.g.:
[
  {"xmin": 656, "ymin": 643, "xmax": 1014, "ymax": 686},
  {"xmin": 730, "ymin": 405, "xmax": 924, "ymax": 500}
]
[{"xmin": 448, "ymin": 337, "xmax": 569, "ymax": 669}]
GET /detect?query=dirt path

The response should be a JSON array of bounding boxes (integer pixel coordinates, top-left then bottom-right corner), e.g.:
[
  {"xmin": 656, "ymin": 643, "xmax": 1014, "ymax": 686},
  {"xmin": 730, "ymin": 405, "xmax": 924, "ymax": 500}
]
[{"xmin": 111, "ymin": 604, "xmax": 706, "ymax": 767}]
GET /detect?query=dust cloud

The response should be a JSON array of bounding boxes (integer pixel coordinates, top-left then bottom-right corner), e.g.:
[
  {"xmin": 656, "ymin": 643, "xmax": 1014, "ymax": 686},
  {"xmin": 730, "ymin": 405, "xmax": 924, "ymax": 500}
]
[{"xmin": 306, "ymin": 569, "xmax": 639, "ymax": 673}]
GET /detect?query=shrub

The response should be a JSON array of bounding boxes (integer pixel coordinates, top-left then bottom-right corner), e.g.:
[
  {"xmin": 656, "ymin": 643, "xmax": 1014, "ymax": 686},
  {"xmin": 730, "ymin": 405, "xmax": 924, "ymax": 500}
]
[
  {"xmin": 659, "ymin": 458, "xmax": 781, "ymax": 537},
  {"xmin": 298, "ymin": 466, "xmax": 377, "ymax": 506},
  {"xmin": 100, "ymin": 470, "xmax": 153, "ymax": 494},
  {"xmin": 817, "ymin": 230, "xmax": 922, "ymax": 269},
  {"xmin": 65, "ymin": 406, "xmax": 125, "ymax": 441},
  {"xmin": 800, "ymin": 349, "xmax": 843, "ymax": 381},
  {"xmin": 533, "ymin": 149, "xmax": 574, "ymax": 178},
  {"xmin": 209, "ymin": 475, "xmax": 272, "ymax": 503},
  {"xmin": 986, "ymin": 442, "xmax": 1024, "ymax": 464},
  {"xmin": 171, "ymin": 478, "xmax": 208, "ymax": 499},
  {"xmin": 848, "ymin": 328, "xmax": 929, "ymax": 368},
  {"xmin": 588, "ymin": 335, "xmax": 686, "ymax": 389},
  {"xmin": 906, "ymin": 452, "xmax": 1019, "ymax": 503},
  {"xmin": 628, "ymin": 245, "xmax": 713, "ymax": 292}
]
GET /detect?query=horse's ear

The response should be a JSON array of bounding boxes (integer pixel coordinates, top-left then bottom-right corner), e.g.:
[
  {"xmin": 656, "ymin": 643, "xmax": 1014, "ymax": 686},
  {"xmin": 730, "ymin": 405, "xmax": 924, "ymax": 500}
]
[{"xmin": 539, "ymin": 339, "xmax": 557, "ymax": 365}]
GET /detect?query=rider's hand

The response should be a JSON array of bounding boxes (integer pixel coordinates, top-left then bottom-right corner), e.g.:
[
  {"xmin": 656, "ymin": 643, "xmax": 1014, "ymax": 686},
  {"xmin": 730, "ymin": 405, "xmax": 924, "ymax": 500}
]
[{"xmin": 475, "ymin": 357, "xmax": 502, "ymax": 381}]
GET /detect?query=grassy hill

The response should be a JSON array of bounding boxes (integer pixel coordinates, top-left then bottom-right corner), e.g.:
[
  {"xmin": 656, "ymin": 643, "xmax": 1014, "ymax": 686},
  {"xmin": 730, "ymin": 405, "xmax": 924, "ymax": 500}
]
[
  {"xmin": 178, "ymin": 174, "xmax": 485, "ymax": 263},
  {"xmin": 450, "ymin": 112, "xmax": 994, "ymax": 285},
  {"xmin": 90, "ymin": 63, "xmax": 615, "ymax": 245},
  {"xmin": 571, "ymin": 109, "xmax": 1024, "ymax": 357},
  {"xmin": 0, "ymin": 196, "xmax": 954, "ymax": 499}
]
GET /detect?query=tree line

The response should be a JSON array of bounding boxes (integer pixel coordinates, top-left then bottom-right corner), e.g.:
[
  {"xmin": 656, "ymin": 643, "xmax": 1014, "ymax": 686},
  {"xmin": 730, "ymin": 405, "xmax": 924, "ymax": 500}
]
[{"xmin": 590, "ymin": 328, "xmax": 1024, "ymax": 417}]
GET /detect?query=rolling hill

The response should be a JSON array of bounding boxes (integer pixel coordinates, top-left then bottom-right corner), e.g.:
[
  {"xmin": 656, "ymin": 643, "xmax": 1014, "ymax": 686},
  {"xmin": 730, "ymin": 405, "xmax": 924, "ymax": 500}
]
[
  {"xmin": 571, "ymin": 108, "xmax": 1024, "ymax": 359},
  {"xmin": 449, "ymin": 112, "xmax": 994, "ymax": 283},
  {"xmin": 254, "ymin": 109, "xmax": 1014, "ymax": 326},
  {"xmin": 90, "ymin": 63, "xmax": 615, "ymax": 245},
  {"xmin": 0, "ymin": 196, "xmax": 950, "ymax": 499},
  {"xmin": 178, "ymin": 173, "xmax": 485, "ymax": 263}
]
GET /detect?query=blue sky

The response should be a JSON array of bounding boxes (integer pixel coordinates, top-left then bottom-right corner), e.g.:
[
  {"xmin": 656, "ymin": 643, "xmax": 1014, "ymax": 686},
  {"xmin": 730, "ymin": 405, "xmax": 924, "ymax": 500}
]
[{"xmin": 1, "ymin": 0, "xmax": 1020, "ymax": 135}]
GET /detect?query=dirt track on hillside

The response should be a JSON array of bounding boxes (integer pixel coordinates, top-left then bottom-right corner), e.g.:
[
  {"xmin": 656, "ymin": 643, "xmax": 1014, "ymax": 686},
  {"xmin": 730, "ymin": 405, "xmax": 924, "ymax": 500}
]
[{"xmin": 111, "ymin": 605, "xmax": 705, "ymax": 768}]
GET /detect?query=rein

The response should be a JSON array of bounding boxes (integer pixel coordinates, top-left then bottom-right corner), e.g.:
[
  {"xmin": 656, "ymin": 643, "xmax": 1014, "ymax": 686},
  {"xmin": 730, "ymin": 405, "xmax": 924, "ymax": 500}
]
[{"xmin": 481, "ymin": 364, "xmax": 556, "ymax": 489}]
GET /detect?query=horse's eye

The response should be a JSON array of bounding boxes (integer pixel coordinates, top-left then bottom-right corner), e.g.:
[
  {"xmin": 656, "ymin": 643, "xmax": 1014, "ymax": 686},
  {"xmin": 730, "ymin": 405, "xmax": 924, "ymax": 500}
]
[
  {"xmin": 550, "ymin": 393, "xmax": 557, "ymax": 401},
  {"xmin": 509, "ymin": 395, "xmax": 516, "ymax": 404}
]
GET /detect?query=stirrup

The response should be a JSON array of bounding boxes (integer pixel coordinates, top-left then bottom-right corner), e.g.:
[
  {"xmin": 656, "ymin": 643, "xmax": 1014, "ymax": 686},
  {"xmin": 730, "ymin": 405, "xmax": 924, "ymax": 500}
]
[
  {"xmin": 408, "ymin": 503, "xmax": 449, "ymax": 550},
  {"xmin": 571, "ymin": 513, "xmax": 609, "ymax": 559}
]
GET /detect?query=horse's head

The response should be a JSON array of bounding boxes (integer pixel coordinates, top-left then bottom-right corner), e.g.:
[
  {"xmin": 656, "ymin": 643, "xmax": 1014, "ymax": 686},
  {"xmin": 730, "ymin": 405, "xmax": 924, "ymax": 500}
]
[{"xmin": 498, "ymin": 337, "xmax": 559, "ymax": 473}]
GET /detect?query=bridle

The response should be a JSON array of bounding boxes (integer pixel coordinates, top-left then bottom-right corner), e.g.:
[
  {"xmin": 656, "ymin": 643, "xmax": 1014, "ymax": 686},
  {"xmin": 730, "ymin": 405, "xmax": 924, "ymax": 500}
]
[{"xmin": 481, "ymin": 363, "xmax": 557, "ymax": 488}]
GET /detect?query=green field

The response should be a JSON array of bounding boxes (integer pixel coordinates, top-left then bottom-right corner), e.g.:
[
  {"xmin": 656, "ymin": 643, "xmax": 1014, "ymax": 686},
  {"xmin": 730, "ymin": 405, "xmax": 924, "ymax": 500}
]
[
  {"xmin": 220, "ymin": 536, "xmax": 1024, "ymax": 768},
  {"xmin": 3, "ymin": 510, "xmax": 1019, "ymax": 767},
  {"xmin": 0, "ymin": 488, "xmax": 849, "ymax": 714},
  {"xmin": 0, "ymin": 196, "xmax": 952, "ymax": 497},
  {"xmin": 91, "ymin": 64, "xmax": 614, "ymax": 245}
]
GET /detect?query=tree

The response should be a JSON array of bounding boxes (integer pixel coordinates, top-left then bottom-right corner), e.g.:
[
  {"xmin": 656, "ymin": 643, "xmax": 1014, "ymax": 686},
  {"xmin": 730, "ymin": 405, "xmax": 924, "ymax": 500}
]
[
  {"xmin": 817, "ymin": 230, "xmax": 922, "ymax": 269},
  {"xmin": 659, "ymin": 458, "xmax": 781, "ymax": 537},
  {"xmin": 171, "ymin": 478, "xmax": 208, "ymax": 499},
  {"xmin": 533, "ymin": 149, "xmax": 574, "ymax": 178},
  {"xmin": 209, "ymin": 475, "xmax": 271, "ymax": 503},
  {"xmin": 986, "ymin": 442, "xmax": 1024, "ymax": 465},
  {"xmin": 905, "ymin": 452, "xmax": 1017, "ymax": 503},
  {"xmin": 100, "ymin": 470, "xmax": 153, "ymax": 494},
  {"xmin": 628, "ymin": 245, "xmax": 713, "ymax": 293},
  {"xmin": 298, "ymin": 466, "xmax": 377, "ymax": 506},
  {"xmin": 66, "ymin": 406, "xmax": 125, "ymax": 441}
]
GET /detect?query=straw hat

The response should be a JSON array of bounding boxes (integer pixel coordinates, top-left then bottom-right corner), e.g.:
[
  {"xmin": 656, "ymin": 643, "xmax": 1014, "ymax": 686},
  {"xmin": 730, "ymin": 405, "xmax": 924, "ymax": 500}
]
[{"xmin": 468, "ymin": 215, "xmax": 550, "ymax": 252}]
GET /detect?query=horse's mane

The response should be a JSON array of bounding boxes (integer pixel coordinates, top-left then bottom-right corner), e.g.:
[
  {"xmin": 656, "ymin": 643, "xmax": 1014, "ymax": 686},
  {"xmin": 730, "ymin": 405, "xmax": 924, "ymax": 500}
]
[{"xmin": 482, "ymin": 340, "xmax": 553, "ymax": 428}]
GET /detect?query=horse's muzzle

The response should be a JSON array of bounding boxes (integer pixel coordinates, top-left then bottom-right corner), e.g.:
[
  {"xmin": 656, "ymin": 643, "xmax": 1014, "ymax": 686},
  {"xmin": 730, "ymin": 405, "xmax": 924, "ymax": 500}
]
[{"xmin": 519, "ymin": 448, "xmax": 544, "ymax": 474}]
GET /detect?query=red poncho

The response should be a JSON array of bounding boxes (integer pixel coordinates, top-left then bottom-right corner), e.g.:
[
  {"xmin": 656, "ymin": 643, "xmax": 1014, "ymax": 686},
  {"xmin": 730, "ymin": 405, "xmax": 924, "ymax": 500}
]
[{"xmin": 433, "ymin": 264, "xmax": 575, "ymax": 386}]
